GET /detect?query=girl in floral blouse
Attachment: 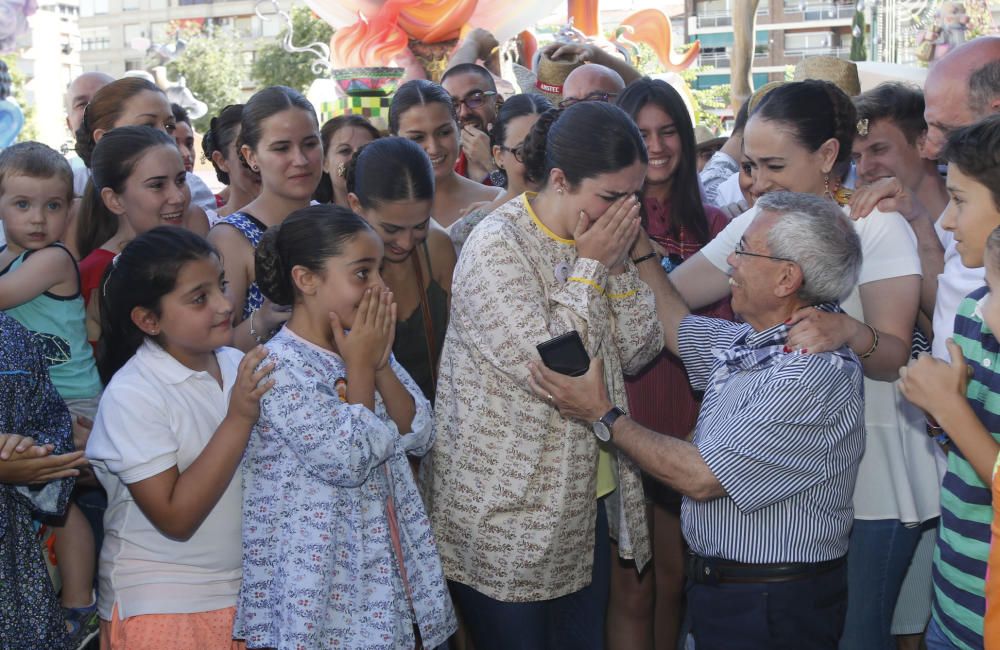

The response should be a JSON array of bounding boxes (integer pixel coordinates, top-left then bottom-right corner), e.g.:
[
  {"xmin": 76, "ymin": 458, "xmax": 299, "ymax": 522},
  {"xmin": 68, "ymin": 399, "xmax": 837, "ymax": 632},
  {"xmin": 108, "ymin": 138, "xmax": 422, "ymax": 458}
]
[{"xmin": 236, "ymin": 205, "xmax": 455, "ymax": 649}]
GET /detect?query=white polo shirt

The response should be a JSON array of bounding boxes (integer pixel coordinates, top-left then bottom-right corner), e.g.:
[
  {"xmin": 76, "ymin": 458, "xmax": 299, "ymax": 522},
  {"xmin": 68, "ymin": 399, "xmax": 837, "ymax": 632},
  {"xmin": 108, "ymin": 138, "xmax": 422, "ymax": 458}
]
[{"xmin": 87, "ymin": 340, "xmax": 245, "ymax": 620}]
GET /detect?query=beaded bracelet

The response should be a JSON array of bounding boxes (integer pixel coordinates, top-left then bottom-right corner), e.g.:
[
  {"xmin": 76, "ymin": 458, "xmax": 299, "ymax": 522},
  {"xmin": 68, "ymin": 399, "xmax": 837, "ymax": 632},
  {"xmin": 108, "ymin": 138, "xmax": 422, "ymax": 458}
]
[{"xmin": 249, "ymin": 310, "xmax": 264, "ymax": 345}]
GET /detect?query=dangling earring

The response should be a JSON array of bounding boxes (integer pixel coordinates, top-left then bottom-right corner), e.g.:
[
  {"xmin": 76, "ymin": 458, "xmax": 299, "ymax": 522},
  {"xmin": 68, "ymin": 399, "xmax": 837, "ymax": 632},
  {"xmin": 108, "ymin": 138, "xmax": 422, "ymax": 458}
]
[
  {"xmin": 336, "ymin": 162, "xmax": 347, "ymax": 178},
  {"xmin": 823, "ymin": 173, "xmax": 834, "ymax": 201}
]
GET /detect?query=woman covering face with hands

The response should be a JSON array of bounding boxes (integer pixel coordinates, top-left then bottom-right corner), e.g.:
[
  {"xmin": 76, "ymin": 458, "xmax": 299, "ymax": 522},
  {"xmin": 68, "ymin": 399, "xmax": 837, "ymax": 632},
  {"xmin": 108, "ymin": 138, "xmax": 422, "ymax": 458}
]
[{"xmin": 422, "ymin": 101, "xmax": 663, "ymax": 650}]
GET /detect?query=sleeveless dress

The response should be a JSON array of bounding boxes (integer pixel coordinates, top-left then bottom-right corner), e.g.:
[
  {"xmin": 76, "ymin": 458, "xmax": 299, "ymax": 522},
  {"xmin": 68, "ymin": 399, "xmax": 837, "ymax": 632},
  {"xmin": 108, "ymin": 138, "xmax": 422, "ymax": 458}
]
[
  {"xmin": 392, "ymin": 241, "xmax": 448, "ymax": 403},
  {"xmin": 216, "ymin": 211, "xmax": 266, "ymax": 321}
]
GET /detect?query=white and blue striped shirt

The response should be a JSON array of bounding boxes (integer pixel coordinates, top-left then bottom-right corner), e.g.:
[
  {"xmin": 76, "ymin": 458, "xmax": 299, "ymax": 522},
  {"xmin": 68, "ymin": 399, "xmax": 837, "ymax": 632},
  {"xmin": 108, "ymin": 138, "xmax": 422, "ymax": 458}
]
[{"xmin": 677, "ymin": 313, "xmax": 865, "ymax": 564}]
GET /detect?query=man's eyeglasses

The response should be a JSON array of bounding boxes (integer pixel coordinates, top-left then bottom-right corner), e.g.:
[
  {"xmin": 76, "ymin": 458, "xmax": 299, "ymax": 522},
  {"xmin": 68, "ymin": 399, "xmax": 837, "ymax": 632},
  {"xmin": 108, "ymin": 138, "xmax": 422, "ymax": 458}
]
[
  {"xmin": 498, "ymin": 142, "xmax": 526, "ymax": 163},
  {"xmin": 733, "ymin": 239, "xmax": 796, "ymax": 263},
  {"xmin": 453, "ymin": 90, "xmax": 497, "ymax": 111},
  {"xmin": 558, "ymin": 91, "xmax": 619, "ymax": 109}
]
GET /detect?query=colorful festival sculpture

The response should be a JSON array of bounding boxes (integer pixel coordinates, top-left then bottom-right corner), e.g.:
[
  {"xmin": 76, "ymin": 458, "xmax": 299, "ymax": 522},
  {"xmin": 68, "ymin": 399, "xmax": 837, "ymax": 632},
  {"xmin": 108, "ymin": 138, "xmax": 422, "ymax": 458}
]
[{"xmin": 280, "ymin": 0, "xmax": 699, "ymax": 131}]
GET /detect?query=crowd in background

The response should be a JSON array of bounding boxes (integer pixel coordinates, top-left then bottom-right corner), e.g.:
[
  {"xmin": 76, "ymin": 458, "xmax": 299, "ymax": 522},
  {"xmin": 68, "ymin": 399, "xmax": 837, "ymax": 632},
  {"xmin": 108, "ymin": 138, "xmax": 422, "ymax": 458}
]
[{"xmin": 1, "ymin": 27, "xmax": 1000, "ymax": 650}]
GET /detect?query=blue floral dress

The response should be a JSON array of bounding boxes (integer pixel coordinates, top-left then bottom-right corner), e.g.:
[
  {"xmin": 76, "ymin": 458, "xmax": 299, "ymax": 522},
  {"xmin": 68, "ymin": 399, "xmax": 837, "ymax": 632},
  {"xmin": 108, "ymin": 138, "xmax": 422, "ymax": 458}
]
[
  {"xmin": 0, "ymin": 313, "xmax": 75, "ymax": 649},
  {"xmin": 235, "ymin": 328, "xmax": 456, "ymax": 649}
]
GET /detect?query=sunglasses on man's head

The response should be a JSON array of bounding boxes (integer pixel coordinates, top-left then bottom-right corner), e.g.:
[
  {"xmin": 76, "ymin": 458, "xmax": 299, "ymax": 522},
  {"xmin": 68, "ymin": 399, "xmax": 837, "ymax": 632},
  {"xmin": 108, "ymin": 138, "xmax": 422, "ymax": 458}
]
[{"xmin": 558, "ymin": 91, "xmax": 619, "ymax": 109}]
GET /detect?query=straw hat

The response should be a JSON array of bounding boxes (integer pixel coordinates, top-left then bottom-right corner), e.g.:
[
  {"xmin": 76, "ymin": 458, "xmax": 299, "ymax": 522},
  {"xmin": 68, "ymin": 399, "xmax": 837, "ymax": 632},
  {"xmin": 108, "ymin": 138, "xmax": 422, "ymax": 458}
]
[
  {"xmin": 533, "ymin": 52, "xmax": 584, "ymax": 103},
  {"xmin": 793, "ymin": 56, "xmax": 862, "ymax": 97},
  {"xmin": 694, "ymin": 125, "xmax": 727, "ymax": 149}
]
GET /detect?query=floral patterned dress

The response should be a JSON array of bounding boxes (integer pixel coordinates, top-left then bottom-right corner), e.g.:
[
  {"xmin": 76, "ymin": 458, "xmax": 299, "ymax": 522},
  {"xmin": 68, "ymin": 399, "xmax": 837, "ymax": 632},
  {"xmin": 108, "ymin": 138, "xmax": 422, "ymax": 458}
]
[
  {"xmin": 235, "ymin": 328, "xmax": 456, "ymax": 649},
  {"xmin": 422, "ymin": 194, "xmax": 664, "ymax": 602},
  {"xmin": 0, "ymin": 313, "xmax": 74, "ymax": 649}
]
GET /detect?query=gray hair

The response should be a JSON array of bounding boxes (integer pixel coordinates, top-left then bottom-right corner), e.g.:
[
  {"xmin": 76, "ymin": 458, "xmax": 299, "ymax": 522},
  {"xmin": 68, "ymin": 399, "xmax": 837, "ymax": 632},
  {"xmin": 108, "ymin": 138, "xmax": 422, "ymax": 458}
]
[
  {"xmin": 755, "ymin": 192, "xmax": 862, "ymax": 304},
  {"xmin": 969, "ymin": 60, "xmax": 1000, "ymax": 117}
]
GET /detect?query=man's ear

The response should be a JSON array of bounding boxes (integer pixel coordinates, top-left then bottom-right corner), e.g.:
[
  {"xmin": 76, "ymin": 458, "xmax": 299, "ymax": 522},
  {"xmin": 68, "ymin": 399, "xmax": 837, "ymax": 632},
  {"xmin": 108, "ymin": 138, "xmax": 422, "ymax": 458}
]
[{"xmin": 773, "ymin": 262, "xmax": 805, "ymax": 299}]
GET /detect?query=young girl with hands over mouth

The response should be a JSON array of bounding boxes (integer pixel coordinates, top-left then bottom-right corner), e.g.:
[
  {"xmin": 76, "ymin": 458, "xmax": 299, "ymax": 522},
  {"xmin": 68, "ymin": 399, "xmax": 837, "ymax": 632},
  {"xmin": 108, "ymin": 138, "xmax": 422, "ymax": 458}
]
[
  {"xmin": 235, "ymin": 205, "xmax": 455, "ymax": 650},
  {"xmin": 86, "ymin": 227, "xmax": 273, "ymax": 649}
]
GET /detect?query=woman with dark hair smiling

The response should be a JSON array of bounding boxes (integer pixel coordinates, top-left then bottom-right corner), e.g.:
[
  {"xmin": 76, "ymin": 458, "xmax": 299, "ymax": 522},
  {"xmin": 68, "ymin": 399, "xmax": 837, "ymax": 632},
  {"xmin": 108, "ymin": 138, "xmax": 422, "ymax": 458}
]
[
  {"xmin": 608, "ymin": 77, "xmax": 734, "ymax": 650},
  {"xmin": 422, "ymin": 100, "xmax": 663, "ymax": 650},
  {"xmin": 346, "ymin": 136, "xmax": 455, "ymax": 403},
  {"xmin": 389, "ymin": 79, "xmax": 500, "ymax": 232}
]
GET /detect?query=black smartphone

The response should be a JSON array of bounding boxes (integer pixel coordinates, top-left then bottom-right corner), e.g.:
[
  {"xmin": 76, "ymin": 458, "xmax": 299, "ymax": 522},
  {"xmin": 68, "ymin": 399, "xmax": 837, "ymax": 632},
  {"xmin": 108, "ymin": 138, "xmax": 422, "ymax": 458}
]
[{"xmin": 536, "ymin": 331, "xmax": 591, "ymax": 377}]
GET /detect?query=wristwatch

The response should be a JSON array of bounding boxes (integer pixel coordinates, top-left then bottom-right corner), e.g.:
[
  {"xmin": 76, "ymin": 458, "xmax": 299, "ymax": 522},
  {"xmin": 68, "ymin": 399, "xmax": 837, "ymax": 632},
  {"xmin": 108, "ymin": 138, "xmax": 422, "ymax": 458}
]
[{"xmin": 593, "ymin": 406, "xmax": 625, "ymax": 443}]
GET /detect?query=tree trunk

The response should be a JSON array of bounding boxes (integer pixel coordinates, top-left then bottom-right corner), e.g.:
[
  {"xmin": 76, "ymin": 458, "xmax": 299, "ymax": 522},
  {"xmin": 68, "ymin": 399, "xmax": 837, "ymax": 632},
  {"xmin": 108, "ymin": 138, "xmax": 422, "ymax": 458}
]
[{"xmin": 731, "ymin": 0, "xmax": 762, "ymax": 112}]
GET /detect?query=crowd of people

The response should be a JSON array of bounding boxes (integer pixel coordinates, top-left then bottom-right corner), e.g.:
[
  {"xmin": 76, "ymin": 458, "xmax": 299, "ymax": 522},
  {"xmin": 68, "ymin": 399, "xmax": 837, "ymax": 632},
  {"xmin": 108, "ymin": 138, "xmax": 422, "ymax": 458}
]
[{"xmin": 2, "ymin": 27, "xmax": 1000, "ymax": 650}]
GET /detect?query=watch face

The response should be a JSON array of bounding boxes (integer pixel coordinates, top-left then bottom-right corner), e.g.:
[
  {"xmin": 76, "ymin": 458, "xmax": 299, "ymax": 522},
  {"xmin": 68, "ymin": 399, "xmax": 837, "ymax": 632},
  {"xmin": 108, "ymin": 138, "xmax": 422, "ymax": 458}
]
[{"xmin": 593, "ymin": 421, "xmax": 611, "ymax": 443}]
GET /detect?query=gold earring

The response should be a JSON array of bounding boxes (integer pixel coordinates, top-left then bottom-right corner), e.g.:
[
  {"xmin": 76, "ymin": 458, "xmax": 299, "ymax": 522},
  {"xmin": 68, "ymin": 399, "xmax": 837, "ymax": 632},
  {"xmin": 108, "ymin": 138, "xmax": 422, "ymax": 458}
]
[
  {"xmin": 336, "ymin": 162, "xmax": 347, "ymax": 178},
  {"xmin": 823, "ymin": 173, "xmax": 834, "ymax": 201}
]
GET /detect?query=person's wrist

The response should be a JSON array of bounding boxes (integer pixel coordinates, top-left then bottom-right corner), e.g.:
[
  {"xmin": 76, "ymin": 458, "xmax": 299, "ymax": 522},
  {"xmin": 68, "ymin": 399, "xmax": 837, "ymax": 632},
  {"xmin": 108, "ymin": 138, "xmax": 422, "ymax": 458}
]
[{"xmin": 590, "ymin": 398, "xmax": 614, "ymax": 422}]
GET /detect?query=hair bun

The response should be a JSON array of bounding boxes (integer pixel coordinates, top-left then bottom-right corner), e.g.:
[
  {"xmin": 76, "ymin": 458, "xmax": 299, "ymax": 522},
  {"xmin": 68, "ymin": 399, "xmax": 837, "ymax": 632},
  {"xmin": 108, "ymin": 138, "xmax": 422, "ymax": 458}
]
[
  {"xmin": 254, "ymin": 226, "xmax": 293, "ymax": 306},
  {"xmin": 521, "ymin": 107, "xmax": 562, "ymax": 185}
]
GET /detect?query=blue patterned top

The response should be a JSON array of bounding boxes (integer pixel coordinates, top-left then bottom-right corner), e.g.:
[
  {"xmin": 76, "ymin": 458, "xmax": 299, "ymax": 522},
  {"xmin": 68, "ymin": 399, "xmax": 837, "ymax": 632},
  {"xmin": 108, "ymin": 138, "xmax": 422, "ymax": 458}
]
[
  {"xmin": 235, "ymin": 327, "xmax": 456, "ymax": 649},
  {"xmin": 217, "ymin": 211, "xmax": 265, "ymax": 321},
  {"xmin": 0, "ymin": 312, "xmax": 74, "ymax": 649}
]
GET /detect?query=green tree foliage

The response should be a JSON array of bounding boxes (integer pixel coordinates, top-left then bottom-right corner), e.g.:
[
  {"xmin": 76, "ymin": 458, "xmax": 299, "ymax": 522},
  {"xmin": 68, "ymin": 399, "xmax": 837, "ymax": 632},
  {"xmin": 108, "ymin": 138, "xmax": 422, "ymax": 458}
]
[
  {"xmin": 0, "ymin": 54, "xmax": 37, "ymax": 143},
  {"xmin": 167, "ymin": 27, "xmax": 247, "ymax": 132},
  {"xmin": 632, "ymin": 41, "xmax": 729, "ymax": 132},
  {"xmin": 251, "ymin": 6, "xmax": 334, "ymax": 94},
  {"xmin": 850, "ymin": 11, "xmax": 867, "ymax": 61}
]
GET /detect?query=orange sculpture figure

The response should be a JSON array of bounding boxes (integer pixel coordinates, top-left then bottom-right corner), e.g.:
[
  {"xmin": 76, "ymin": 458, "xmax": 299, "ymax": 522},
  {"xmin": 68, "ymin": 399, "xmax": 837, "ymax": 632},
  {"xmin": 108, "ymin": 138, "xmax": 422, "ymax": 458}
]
[{"xmin": 326, "ymin": 0, "xmax": 699, "ymax": 75}]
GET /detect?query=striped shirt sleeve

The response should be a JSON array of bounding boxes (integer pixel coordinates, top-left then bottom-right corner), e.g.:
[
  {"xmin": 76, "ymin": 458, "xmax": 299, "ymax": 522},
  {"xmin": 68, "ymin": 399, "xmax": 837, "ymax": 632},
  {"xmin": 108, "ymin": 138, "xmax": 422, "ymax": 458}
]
[
  {"xmin": 677, "ymin": 315, "xmax": 746, "ymax": 392},
  {"xmin": 697, "ymin": 370, "xmax": 846, "ymax": 514}
]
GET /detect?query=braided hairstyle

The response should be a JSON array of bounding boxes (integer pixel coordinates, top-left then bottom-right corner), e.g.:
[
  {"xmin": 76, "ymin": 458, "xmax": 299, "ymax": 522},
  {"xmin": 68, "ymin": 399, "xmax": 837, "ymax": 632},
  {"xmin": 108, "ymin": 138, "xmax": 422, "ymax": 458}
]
[
  {"xmin": 74, "ymin": 77, "xmax": 165, "ymax": 168},
  {"xmin": 521, "ymin": 101, "xmax": 647, "ymax": 188},
  {"xmin": 255, "ymin": 204, "xmax": 374, "ymax": 306},
  {"xmin": 202, "ymin": 104, "xmax": 243, "ymax": 185},
  {"xmin": 752, "ymin": 79, "xmax": 857, "ymax": 170}
]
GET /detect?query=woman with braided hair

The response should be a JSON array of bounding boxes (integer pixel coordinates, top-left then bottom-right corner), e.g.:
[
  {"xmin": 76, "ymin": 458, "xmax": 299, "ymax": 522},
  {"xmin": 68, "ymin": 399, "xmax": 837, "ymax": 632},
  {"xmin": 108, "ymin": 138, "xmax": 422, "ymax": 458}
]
[{"xmin": 669, "ymin": 79, "xmax": 940, "ymax": 649}]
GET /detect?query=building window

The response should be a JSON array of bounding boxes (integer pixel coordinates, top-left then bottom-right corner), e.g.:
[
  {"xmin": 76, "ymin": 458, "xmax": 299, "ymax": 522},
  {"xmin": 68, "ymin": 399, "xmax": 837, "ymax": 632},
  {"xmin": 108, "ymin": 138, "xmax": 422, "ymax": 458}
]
[
  {"xmin": 125, "ymin": 59, "xmax": 146, "ymax": 71},
  {"xmin": 123, "ymin": 0, "xmax": 139, "ymax": 10},
  {"xmin": 80, "ymin": 27, "xmax": 110, "ymax": 50},
  {"xmin": 784, "ymin": 31, "xmax": 840, "ymax": 54},
  {"xmin": 124, "ymin": 23, "xmax": 146, "ymax": 49}
]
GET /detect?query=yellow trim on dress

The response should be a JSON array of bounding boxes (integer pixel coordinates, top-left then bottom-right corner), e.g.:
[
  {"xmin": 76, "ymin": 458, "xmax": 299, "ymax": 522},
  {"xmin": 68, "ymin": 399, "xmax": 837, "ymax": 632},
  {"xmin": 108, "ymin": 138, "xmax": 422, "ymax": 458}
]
[
  {"xmin": 568, "ymin": 276, "xmax": 606, "ymax": 294},
  {"xmin": 524, "ymin": 193, "xmax": 574, "ymax": 245}
]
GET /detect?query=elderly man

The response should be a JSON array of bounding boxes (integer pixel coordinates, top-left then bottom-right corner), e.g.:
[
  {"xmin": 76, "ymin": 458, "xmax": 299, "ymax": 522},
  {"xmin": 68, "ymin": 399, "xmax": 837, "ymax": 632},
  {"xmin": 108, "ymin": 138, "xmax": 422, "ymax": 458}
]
[
  {"xmin": 441, "ymin": 63, "xmax": 502, "ymax": 184},
  {"xmin": 559, "ymin": 63, "xmax": 626, "ymax": 108},
  {"xmin": 65, "ymin": 72, "xmax": 113, "ymax": 196},
  {"xmin": 531, "ymin": 192, "xmax": 865, "ymax": 650}
]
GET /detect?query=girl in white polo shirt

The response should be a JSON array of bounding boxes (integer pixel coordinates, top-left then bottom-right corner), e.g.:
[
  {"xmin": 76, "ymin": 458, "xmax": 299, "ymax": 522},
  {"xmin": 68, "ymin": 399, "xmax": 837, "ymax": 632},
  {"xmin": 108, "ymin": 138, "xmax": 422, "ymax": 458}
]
[{"xmin": 86, "ymin": 226, "xmax": 273, "ymax": 649}]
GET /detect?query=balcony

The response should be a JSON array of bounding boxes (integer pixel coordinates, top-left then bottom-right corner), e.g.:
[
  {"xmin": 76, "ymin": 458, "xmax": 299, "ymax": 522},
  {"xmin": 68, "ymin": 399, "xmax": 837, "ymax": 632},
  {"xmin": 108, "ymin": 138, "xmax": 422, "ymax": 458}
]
[
  {"xmin": 695, "ymin": 6, "xmax": 770, "ymax": 29},
  {"xmin": 782, "ymin": 46, "xmax": 851, "ymax": 59},
  {"xmin": 782, "ymin": 3, "xmax": 856, "ymax": 21},
  {"xmin": 698, "ymin": 49, "xmax": 770, "ymax": 69}
]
